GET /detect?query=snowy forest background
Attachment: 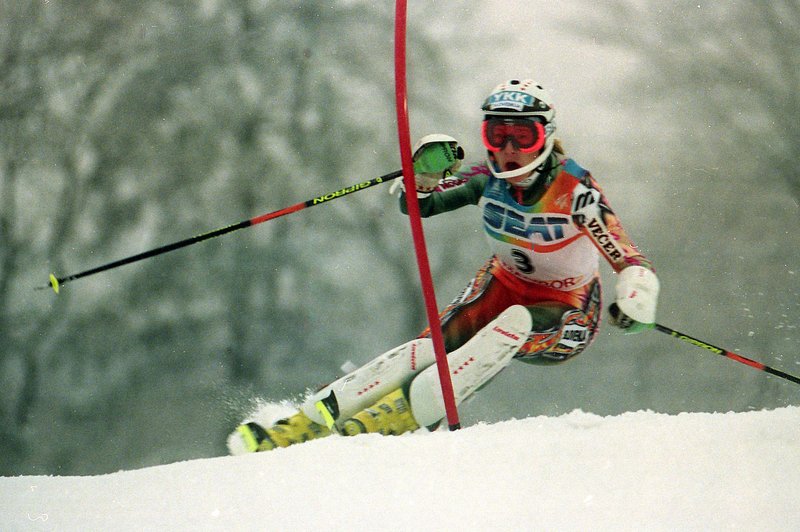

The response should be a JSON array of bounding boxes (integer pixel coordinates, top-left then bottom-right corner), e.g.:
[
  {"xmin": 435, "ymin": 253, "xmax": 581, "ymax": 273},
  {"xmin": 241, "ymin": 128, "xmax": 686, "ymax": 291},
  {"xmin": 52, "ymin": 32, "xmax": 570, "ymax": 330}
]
[{"xmin": 1, "ymin": 0, "xmax": 797, "ymax": 476}]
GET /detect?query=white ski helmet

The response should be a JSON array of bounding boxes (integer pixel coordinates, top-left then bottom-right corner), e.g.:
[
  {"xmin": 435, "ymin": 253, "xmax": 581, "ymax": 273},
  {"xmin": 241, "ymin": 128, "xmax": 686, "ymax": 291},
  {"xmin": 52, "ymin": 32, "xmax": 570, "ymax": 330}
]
[{"xmin": 481, "ymin": 79, "xmax": 556, "ymax": 180}]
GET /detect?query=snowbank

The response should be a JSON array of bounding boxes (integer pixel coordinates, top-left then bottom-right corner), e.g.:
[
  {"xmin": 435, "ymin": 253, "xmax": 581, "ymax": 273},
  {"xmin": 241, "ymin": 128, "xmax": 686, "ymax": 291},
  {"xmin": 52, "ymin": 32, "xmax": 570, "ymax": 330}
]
[{"xmin": 2, "ymin": 406, "xmax": 799, "ymax": 531}]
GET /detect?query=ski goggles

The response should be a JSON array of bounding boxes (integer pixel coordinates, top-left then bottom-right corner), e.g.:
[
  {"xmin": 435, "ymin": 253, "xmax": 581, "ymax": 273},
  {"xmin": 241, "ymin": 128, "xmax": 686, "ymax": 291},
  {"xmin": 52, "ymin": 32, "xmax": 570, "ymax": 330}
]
[{"xmin": 481, "ymin": 117, "xmax": 546, "ymax": 153}]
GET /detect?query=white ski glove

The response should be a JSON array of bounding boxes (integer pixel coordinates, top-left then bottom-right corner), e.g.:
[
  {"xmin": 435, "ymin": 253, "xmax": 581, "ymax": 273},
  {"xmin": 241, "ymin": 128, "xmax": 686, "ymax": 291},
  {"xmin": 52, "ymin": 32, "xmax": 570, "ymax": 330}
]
[
  {"xmin": 389, "ymin": 134, "xmax": 464, "ymax": 196},
  {"xmin": 609, "ymin": 265, "xmax": 660, "ymax": 334}
]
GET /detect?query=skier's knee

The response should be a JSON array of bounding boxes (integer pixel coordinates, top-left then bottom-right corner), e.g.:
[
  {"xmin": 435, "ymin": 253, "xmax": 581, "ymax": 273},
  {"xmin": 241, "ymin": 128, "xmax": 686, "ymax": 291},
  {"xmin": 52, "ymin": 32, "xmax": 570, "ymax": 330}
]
[{"xmin": 515, "ymin": 306, "xmax": 600, "ymax": 364}]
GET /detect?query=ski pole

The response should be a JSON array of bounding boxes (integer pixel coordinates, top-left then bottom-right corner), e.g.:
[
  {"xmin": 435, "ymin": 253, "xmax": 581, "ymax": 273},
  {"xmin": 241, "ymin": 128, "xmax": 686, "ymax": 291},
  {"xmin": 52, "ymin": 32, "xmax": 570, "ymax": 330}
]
[
  {"xmin": 653, "ymin": 323, "xmax": 800, "ymax": 386},
  {"xmin": 38, "ymin": 170, "xmax": 402, "ymax": 294}
]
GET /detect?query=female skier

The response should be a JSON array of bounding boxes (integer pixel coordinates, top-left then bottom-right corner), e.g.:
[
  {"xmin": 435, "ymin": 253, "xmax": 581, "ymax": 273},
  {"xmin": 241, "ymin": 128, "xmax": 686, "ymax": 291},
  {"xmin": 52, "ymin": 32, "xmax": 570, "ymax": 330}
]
[{"xmin": 232, "ymin": 79, "xmax": 659, "ymax": 453}]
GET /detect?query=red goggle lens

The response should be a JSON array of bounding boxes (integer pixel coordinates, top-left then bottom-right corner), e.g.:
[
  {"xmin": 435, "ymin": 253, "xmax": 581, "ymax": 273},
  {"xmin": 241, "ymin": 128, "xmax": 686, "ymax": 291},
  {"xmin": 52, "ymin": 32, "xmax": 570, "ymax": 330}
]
[{"xmin": 481, "ymin": 119, "xmax": 545, "ymax": 153}]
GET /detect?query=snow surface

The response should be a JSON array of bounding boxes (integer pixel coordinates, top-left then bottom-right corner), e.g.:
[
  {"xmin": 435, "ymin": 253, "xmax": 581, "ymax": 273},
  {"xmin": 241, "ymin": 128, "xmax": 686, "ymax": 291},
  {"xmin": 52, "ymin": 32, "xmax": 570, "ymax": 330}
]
[{"xmin": 2, "ymin": 405, "xmax": 799, "ymax": 531}]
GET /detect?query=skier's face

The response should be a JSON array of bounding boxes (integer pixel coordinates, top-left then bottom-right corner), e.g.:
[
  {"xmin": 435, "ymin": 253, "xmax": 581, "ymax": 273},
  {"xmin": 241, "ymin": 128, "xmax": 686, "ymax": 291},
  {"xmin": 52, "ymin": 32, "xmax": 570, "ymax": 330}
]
[{"xmin": 491, "ymin": 141, "xmax": 540, "ymax": 184}]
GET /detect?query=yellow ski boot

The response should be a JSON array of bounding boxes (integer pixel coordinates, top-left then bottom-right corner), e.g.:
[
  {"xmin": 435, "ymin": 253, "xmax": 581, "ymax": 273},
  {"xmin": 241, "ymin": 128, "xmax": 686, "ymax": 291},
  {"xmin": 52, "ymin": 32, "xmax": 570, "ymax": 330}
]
[
  {"xmin": 235, "ymin": 411, "xmax": 331, "ymax": 452},
  {"xmin": 341, "ymin": 388, "xmax": 420, "ymax": 437}
]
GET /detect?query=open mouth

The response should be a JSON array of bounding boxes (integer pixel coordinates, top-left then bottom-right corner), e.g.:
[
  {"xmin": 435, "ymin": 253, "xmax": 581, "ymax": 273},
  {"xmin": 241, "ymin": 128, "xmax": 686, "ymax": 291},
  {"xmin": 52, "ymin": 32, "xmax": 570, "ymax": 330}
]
[{"xmin": 504, "ymin": 162, "xmax": 521, "ymax": 172}]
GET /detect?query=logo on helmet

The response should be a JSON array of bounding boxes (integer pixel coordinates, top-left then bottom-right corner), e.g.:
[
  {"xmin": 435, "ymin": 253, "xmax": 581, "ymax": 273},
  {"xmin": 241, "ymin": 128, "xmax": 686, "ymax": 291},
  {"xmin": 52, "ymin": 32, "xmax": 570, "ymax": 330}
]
[{"xmin": 487, "ymin": 91, "xmax": 535, "ymax": 111}]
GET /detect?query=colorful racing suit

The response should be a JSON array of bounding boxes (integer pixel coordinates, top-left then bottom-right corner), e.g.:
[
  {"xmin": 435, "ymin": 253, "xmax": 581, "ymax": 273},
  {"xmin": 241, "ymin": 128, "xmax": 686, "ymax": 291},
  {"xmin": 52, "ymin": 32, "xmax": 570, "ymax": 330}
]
[{"xmin": 401, "ymin": 153, "xmax": 653, "ymax": 363}]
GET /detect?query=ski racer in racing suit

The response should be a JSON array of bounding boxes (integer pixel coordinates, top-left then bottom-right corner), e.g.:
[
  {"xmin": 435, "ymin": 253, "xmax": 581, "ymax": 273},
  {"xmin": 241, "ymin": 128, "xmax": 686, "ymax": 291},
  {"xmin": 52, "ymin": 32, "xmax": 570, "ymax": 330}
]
[
  {"xmin": 401, "ymin": 79, "xmax": 658, "ymax": 365},
  {"xmin": 230, "ymin": 79, "xmax": 660, "ymax": 453},
  {"xmin": 405, "ymin": 142, "xmax": 654, "ymax": 364}
]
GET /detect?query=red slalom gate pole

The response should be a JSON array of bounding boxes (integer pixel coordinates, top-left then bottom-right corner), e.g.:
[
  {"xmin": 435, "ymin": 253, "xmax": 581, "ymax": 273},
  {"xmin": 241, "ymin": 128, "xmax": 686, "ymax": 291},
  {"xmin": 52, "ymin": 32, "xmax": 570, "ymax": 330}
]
[{"xmin": 394, "ymin": 1, "xmax": 460, "ymax": 430}]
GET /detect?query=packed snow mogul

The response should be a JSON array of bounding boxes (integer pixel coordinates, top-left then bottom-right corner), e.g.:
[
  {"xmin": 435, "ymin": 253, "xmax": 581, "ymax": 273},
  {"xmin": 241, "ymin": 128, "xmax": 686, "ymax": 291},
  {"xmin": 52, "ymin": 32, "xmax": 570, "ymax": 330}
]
[{"xmin": 231, "ymin": 79, "xmax": 660, "ymax": 453}]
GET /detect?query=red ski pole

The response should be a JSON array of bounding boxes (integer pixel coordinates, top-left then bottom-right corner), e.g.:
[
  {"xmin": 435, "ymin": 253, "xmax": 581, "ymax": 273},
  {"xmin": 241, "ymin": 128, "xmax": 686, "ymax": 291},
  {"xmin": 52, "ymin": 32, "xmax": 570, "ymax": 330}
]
[
  {"xmin": 654, "ymin": 323, "xmax": 800, "ymax": 386},
  {"xmin": 38, "ymin": 171, "xmax": 402, "ymax": 294}
]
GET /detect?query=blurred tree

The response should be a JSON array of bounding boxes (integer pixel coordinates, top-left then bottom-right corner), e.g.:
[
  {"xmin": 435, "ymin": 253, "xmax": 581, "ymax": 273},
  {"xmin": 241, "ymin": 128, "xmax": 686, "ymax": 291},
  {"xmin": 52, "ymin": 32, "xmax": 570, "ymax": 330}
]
[
  {"xmin": 573, "ymin": 0, "xmax": 799, "ymax": 200},
  {"xmin": 566, "ymin": 0, "xmax": 799, "ymax": 411},
  {"xmin": 1, "ymin": 0, "xmax": 157, "ymax": 470},
  {"xmin": 0, "ymin": 0, "xmax": 470, "ymax": 475}
]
